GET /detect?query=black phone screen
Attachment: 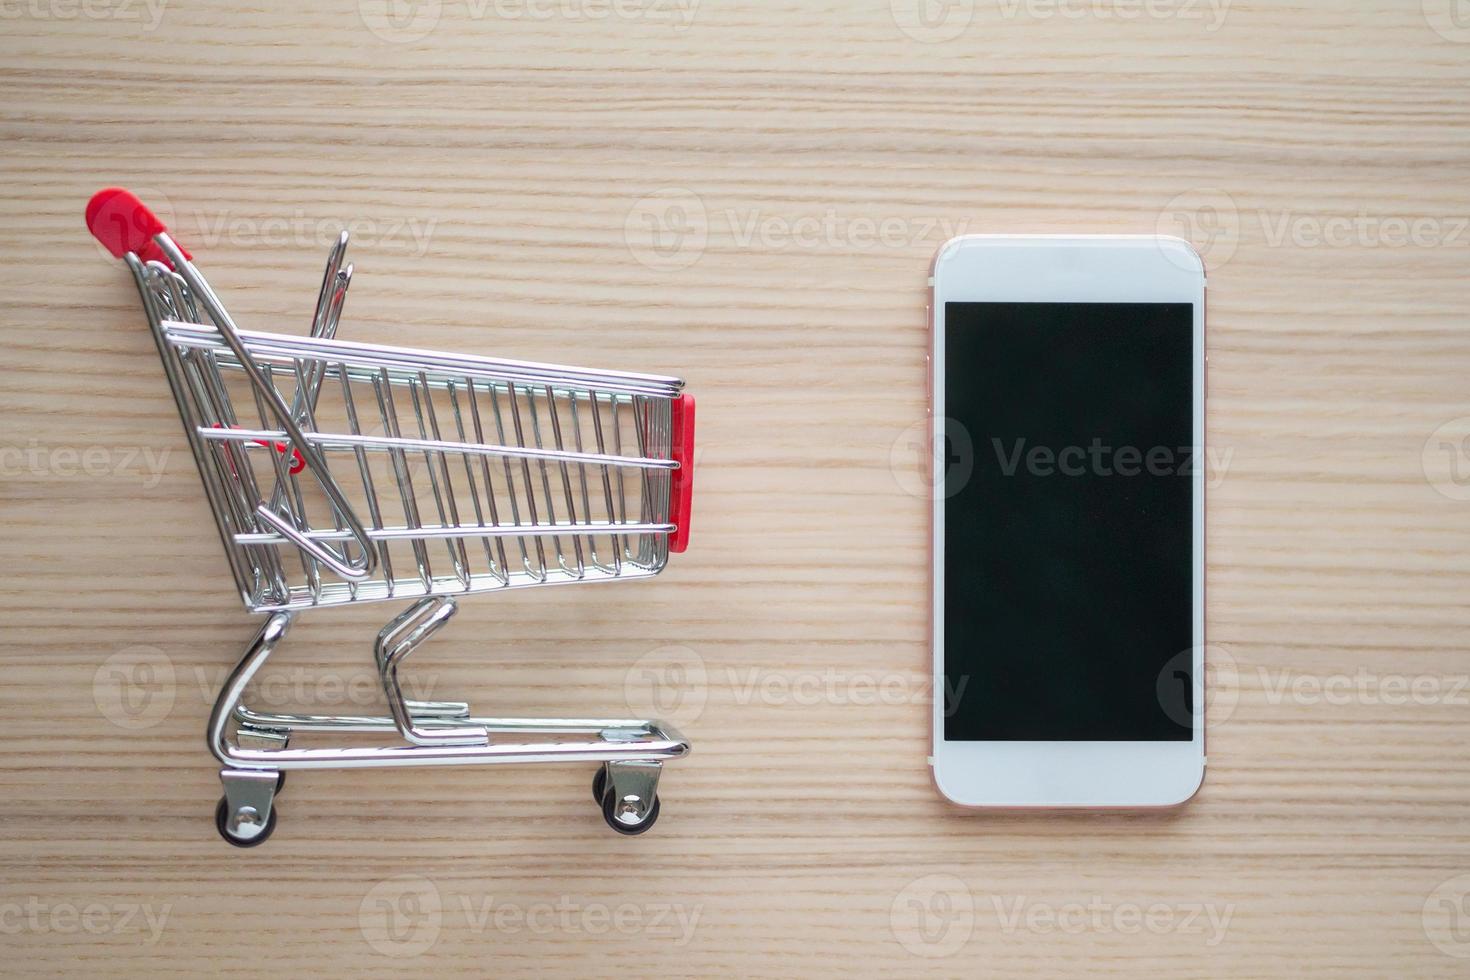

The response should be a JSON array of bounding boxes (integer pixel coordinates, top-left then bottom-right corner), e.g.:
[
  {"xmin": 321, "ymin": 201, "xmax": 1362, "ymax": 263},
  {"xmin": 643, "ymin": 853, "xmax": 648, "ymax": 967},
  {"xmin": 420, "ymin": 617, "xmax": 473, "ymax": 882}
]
[{"xmin": 942, "ymin": 301, "xmax": 1196, "ymax": 742}]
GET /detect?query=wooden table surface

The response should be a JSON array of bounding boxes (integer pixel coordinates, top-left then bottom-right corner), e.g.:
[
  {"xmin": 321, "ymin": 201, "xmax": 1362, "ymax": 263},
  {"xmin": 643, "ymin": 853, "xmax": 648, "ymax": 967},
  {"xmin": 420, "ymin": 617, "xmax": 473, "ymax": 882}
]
[{"xmin": 3, "ymin": 2, "xmax": 1470, "ymax": 976}]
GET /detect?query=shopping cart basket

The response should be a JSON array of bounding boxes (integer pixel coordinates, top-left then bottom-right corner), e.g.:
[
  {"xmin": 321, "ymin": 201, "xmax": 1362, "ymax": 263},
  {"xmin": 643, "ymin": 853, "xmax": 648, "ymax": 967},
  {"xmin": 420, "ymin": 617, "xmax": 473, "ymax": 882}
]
[{"xmin": 87, "ymin": 188, "xmax": 696, "ymax": 846}]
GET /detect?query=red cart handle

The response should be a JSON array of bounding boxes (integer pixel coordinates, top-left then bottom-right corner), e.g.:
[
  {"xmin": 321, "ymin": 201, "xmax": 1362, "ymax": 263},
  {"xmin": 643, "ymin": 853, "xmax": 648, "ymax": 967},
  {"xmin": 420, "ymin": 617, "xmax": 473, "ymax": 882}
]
[
  {"xmin": 86, "ymin": 187, "xmax": 190, "ymax": 267},
  {"xmin": 668, "ymin": 393, "xmax": 695, "ymax": 553}
]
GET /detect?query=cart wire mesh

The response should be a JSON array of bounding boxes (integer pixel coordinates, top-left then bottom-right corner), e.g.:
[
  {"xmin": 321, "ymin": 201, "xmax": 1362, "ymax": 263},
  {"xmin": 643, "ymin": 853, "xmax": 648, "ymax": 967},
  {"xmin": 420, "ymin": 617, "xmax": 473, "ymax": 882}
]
[{"xmin": 128, "ymin": 243, "xmax": 690, "ymax": 613}]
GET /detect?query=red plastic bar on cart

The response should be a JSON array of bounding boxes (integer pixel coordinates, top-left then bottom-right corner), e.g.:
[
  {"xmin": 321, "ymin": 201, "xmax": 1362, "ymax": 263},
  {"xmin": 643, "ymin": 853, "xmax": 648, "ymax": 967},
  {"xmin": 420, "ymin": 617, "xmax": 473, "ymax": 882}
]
[
  {"xmin": 210, "ymin": 424, "xmax": 306, "ymax": 475},
  {"xmin": 668, "ymin": 393, "xmax": 695, "ymax": 554},
  {"xmin": 86, "ymin": 187, "xmax": 191, "ymax": 267}
]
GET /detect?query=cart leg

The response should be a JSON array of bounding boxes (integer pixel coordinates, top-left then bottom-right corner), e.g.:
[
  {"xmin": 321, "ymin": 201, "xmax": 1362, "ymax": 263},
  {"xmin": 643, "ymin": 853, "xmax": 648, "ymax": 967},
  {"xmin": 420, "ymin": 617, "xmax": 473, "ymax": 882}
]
[
  {"xmin": 209, "ymin": 614, "xmax": 293, "ymax": 846},
  {"xmin": 596, "ymin": 760, "xmax": 663, "ymax": 836},
  {"xmin": 375, "ymin": 597, "xmax": 487, "ymax": 746},
  {"xmin": 208, "ymin": 611, "xmax": 294, "ymax": 769}
]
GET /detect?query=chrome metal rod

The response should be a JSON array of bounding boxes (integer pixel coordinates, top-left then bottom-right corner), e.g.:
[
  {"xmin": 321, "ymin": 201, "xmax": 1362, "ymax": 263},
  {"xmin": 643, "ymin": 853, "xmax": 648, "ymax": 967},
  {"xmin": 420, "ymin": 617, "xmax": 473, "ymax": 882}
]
[
  {"xmin": 162, "ymin": 321, "xmax": 684, "ymax": 397},
  {"xmin": 233, "ymin": 521, "xmax": 675, "ymax": 545},
  {"xmin": 155, "ymin": 234, "xmax": 376, "ymax": 580},
  {"xmin": 197, "ymin": 426, "xmax": 679, "ymax": 470},
  {"xmin": 375, "ymin": 598, "xmax": 488, "ymax": 746},
  {"xmin": 208, "ymin": 612, "xmax": 690, "ymax": 771},
  {"xmin": 217, "ymin": 736, "xmax": 690, "ymax": 771},
  {"xmin": 233, "ymin": 705, "xmax": 668, "ymax": 735}
]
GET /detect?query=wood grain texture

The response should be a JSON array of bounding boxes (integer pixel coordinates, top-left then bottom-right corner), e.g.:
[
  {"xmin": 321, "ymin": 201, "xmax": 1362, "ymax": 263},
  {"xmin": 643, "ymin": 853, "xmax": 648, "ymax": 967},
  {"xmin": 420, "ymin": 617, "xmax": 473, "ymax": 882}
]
[{"xmin": 3, "ymin": 1, "xmax": 1469, "ymax": 975}]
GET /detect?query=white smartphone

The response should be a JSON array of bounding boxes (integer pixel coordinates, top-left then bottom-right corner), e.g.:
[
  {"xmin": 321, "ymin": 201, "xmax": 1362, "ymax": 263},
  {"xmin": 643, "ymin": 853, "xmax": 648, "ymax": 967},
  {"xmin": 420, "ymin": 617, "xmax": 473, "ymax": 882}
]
[{"xmin": 929, "ymin": 235, "xmax": 1206, "ymax": 808}]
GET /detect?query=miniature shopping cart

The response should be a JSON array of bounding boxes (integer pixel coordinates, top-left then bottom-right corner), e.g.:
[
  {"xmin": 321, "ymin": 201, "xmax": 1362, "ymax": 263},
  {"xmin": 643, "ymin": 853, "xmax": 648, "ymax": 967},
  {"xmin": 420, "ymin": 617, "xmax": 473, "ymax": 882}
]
[{"xmin": 87, "ymin": 188, "xmax": 696, "ymax": 846}]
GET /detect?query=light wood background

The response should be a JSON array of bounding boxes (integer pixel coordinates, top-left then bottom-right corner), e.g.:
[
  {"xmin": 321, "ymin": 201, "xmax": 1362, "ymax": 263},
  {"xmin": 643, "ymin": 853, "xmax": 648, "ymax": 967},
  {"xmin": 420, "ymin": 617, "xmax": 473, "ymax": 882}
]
[{"xmin": 3, "ymin": 1, "xmax": 1470, "ymax": 976}]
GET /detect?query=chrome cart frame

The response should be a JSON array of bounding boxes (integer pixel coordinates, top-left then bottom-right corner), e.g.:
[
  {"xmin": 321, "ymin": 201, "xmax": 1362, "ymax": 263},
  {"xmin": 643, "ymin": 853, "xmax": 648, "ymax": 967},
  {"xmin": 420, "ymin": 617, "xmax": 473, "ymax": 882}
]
[{"xmin": 87, "ymin": 188, "xmax": 696, "ymax": 845}]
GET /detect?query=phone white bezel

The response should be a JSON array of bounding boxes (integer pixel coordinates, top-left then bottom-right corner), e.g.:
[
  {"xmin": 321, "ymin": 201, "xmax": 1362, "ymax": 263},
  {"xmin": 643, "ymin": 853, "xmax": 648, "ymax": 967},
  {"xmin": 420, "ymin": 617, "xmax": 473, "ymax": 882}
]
[{"xmin": 929, "ymin": 234, "xmax": 1206, "ymax": 808}]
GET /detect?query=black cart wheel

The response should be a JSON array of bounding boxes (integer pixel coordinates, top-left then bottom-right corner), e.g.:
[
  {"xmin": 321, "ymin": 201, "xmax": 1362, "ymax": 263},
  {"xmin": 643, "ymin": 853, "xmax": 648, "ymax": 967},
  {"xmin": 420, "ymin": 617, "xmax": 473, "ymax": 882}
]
[
  {"xmin": 600, "ymin": 787, "xmax": 660, "ymax": 836},
  {"xmin": 214, "ymin": 796, "xmax": 278, "ymax": 848}
]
